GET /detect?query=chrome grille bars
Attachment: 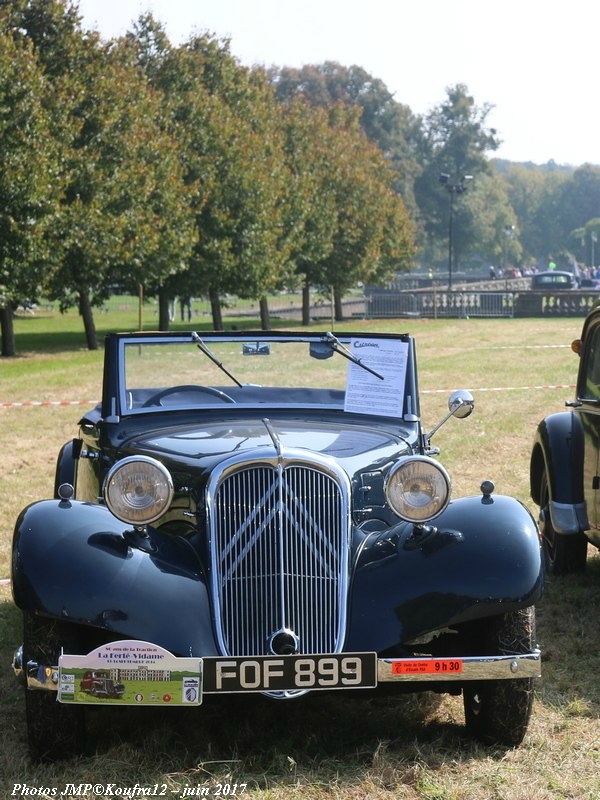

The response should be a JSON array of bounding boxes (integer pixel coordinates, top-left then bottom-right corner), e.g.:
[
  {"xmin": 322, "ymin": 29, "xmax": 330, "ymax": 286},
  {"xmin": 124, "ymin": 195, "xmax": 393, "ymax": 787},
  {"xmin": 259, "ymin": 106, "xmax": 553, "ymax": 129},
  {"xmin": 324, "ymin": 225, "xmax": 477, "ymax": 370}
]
[{"xmin": 208, "ymin": 449, "xmax": 351, "ymax": 658}]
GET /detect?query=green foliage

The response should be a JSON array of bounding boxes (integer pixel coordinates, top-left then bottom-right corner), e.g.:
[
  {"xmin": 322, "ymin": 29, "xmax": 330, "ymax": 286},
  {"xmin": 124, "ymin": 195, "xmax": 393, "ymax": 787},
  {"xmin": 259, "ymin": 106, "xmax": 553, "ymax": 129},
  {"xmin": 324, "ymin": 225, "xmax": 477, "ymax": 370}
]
[
  {"xmin": 278, "ymin": 100, "xmax": 338, "ymax": 279},
  {"xmin": 413, "ymin": 84, "xmax": 504, "ymax": 266},
  {"xmin": 314, "ymin": 110, "xmax": 414, "ymax": 299},
  {"xmin": 270, "ymin": 61, "xmax": 421, "ymax": 213},
  {"xmin": 135, "ymin": 34, "xmax": 293, "ymax": 326},
  {"xmin": 0, "ymin": 29, "xmax": 61, "ymax": 307},
  {"xmin": 3, "ymin": 2, "xmax": 600, "ymax": 352},
  {"xmin": 502, "ymin": 165, "xmax": 571, "ymax": 262}
]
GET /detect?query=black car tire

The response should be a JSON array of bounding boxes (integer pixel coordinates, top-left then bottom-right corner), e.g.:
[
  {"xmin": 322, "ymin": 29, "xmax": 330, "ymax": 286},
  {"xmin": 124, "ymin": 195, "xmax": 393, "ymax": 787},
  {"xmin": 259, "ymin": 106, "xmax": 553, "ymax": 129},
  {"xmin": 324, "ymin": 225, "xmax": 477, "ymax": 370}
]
[
  {"xmin": 539, "ymin": 470, "xmax": 587, "ymax": 575},
  {"xmin": 23, "ymin": 613, "xmax": 86, "ymax": 762},
  {"xmin": 463, "ymin": 607, "xmax": 536, "ymax": 747}
]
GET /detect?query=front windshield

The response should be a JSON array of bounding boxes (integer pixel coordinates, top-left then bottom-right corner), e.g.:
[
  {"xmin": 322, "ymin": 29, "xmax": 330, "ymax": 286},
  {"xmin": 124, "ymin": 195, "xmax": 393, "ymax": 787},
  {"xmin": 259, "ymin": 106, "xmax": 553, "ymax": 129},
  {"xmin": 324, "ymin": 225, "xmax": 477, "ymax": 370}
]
[{"xmin": 120, "ymin": 334, "xmax": 411, "ymax": 418}]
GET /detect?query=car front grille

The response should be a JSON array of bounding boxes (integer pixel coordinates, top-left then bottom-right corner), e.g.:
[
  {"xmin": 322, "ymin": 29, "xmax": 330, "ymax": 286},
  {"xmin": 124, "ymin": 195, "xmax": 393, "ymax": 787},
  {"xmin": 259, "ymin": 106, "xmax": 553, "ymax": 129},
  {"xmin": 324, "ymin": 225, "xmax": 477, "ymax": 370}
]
[{"xmin": 208, "ymin": 451, "xmax": 351, "ymax": 657}]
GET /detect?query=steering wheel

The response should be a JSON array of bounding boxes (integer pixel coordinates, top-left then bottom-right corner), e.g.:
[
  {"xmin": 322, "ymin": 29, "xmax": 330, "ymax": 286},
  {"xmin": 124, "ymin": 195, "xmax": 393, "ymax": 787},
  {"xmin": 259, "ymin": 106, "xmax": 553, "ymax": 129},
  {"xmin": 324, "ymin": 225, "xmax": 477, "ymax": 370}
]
[{"xmin": 141, "ymin": 385, "xmax": 236, "ymax": 407}]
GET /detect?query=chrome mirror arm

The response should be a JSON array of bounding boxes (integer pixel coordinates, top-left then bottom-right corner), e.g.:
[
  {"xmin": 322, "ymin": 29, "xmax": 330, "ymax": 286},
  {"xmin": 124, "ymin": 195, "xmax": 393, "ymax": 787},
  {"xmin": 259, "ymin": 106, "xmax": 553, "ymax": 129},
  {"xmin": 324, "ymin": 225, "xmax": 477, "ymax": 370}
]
[{"xmin": 426, "ymin": 390, "xmax": 475, "ymax": 440}]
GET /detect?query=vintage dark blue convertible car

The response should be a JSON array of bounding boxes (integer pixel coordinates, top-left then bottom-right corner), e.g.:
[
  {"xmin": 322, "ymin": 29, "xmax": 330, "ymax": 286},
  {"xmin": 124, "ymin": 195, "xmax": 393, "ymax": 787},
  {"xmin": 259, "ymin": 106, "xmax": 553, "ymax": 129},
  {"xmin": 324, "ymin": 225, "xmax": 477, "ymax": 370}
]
[{"xmin": 12, "ymin": 330, "xmax": 543, "ymax": 760}]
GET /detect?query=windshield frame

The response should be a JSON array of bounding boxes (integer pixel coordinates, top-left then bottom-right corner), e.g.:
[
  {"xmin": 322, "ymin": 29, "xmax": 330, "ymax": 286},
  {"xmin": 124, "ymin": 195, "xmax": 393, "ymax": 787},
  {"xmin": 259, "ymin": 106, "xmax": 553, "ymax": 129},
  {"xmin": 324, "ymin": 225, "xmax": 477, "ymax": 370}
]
[{"xmin": 101, "ymin": 330, "xmax": 419, "ymax": 424}]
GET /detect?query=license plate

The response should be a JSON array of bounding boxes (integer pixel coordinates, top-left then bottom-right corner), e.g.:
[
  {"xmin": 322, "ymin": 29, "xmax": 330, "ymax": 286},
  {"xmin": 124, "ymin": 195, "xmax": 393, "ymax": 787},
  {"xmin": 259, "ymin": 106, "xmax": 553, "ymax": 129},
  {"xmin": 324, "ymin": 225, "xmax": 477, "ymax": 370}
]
[{"xmin": 203, "ymin": 653, "xmax": 377, "ymax": 693}]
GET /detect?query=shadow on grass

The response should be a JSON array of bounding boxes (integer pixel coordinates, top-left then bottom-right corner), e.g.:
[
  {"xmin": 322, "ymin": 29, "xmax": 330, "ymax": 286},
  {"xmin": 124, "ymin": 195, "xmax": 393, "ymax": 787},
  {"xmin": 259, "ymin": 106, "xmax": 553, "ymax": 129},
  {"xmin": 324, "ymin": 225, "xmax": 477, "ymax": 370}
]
[{"xmin": 86, "ymin": 690, "xmax": 455, "ymax": 758}]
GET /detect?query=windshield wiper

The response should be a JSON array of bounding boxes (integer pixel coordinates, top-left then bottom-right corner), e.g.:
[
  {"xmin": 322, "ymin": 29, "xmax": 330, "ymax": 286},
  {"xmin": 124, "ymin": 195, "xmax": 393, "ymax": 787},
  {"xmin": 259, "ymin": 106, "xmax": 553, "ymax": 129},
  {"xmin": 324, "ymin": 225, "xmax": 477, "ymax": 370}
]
[
  {"xmin": 322, "ymin": 332, "xmax": 384, "ymax": 380},
  {"xmin": 191, "ymin": 332, "xmax": 243, "ymax": 387}
]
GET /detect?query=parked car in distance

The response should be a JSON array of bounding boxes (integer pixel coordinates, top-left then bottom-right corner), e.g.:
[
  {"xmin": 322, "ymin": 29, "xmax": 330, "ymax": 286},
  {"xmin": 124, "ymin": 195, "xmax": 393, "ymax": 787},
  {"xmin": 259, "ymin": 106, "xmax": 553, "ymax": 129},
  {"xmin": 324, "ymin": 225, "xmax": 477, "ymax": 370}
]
[
  {"xmin": 531, "ymin": 271, "xmax": 577, "ymax": 290},
  {"xmin": 531, "ymin": 303, "xmax": 600, "ymax": 574},
  {"xmin": 12, "ymin": 330, "xmax": 543, "ymax": 761}
]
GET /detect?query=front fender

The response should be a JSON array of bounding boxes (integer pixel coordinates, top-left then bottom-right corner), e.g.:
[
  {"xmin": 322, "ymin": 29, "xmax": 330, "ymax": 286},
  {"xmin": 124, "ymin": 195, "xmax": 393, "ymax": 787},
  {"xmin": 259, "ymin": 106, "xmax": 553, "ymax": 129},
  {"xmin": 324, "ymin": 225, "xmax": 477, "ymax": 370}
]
[
  {"xmin": 11, "ymin": 499, "xmax": 219, "ymax": 657},
  {"xmin": 13, "ymin": 495, "xmax": 544, "ymax": 661},
  {"xmin": 530, "ymin": 410, "xmax": 584, "ymax": 505},
  {"xmin": 346, "ymin": 493, "xmax": 543, "ymax": 653},
  {"xmin": 530, "ymin": 410, "xmax": 587, "ymax": 533}
]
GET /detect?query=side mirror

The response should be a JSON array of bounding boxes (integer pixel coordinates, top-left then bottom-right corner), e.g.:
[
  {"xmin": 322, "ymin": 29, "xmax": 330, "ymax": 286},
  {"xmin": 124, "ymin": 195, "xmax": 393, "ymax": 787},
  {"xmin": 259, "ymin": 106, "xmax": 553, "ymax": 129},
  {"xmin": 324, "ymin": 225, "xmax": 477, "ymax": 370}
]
[
  {"xmin": 448, "ymin": 389, "xmax": 474, "ymax": 419},
  {"xmin": 427, "ymin": 389, "xmax": 475, "ymax": 440}
]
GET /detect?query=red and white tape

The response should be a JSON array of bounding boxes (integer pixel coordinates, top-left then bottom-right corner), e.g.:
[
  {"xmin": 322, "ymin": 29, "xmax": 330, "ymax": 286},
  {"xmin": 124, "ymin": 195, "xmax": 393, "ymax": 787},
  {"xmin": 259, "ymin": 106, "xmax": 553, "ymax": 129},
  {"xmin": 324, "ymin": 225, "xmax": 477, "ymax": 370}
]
[
  {"xmin": 0, "ymin": 383, "xmax": 578, "ymax": 408},
  {"xmin": 1, "ymin": 400, "xmax": 99, "ymax": 408},
  {"xmin": 422, "ymin": 384, "xmax": 576, "ymax": 394}
]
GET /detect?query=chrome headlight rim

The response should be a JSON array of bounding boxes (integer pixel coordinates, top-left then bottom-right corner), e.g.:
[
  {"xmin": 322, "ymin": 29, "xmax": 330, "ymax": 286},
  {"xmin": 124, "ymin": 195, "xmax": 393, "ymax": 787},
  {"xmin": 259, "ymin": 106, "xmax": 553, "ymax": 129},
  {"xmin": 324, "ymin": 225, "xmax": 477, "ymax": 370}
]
[
  {"xmin": 103, "ymin": 455, "xmax": 174, "ymax": 526},
  {"xmin": 384, "ymin": 455, "xmax": 451, "ymax": 524}
]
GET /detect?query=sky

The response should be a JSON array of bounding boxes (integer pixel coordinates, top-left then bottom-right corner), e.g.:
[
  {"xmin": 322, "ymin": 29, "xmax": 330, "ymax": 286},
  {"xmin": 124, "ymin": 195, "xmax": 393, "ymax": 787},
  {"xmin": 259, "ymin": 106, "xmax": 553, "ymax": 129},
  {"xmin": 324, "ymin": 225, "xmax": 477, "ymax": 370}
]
[{"xmin": 76, "ymin": 0, "xmax": 600, "ymax": 167}]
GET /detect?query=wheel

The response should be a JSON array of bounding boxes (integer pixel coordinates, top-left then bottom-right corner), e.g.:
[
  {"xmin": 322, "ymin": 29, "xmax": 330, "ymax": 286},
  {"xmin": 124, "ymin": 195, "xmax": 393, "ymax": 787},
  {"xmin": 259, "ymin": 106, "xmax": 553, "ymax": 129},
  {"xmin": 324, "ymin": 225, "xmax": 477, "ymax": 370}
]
[
  {"xmin": 463, "ymin": 607, "xmax": 536, "ymax": 747},
  {"xmin": 539, "ymin": 470, "xmax": 587, "ymax": 575},
  {"xmin": 22, "ymin": 613, "xmax": 86, "ymax": 762},
  {"xmin": 142, "ymin": 384, "xmax": 235, "ymax": 406}
]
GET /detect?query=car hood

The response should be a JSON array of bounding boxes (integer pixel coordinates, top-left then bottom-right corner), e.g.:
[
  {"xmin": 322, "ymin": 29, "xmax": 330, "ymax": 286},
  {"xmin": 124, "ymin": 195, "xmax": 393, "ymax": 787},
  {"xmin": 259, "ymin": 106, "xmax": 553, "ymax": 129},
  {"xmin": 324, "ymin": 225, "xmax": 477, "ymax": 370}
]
[{"xmin": 118, "ymin": 416, "xmax": 414, "ymax": 475}]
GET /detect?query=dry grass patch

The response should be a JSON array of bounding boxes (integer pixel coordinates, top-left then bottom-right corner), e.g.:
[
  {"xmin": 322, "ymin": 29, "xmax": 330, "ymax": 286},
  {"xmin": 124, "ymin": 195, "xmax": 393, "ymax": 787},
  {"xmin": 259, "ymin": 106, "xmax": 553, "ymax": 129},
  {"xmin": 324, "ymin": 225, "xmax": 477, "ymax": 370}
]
[{"xmin": 1, "ymin": 316, "xmax": 600, "ymax": 798}]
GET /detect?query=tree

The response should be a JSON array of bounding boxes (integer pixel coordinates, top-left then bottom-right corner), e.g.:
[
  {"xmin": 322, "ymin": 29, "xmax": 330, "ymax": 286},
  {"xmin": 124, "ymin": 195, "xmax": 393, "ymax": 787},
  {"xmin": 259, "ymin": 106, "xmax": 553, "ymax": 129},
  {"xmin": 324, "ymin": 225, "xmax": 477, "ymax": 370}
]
[
  {"xmin": 4, "ymin": 3, "xmax": 196, "ymax": 348},
  {"xmin": 414, "ymin": 84, "xmax": 501, "ymax": 269},
  {"xmin": 49, "ymin": 38, "xmax": 195, "ymax": 347},
  {"xmin": 0, "ymin": 28, "xmax": 61, "ymax": 356},
  {"xmin": 104, "ymin": 32, "xmax": 198, "ymax": 333},
  {"xmin": 274, "ymin": 99, "xmax": 341, "ymax": 324},
  {"xmin": 273, "ymin": 73, "xmax": 415, "ymax": 322},
  {"xmin": 304, "ymin": 107, "xmax": 414, "ymax": 320},
  {"xmin": 198, "ymin": 70, "xmax": 290, "ymax": 329},
  {"xmin": 501, "ymin": 165, "xmax": 567, "ymax": 266},
  {"xmin": 557, "ymin": 165, "xmax": 600, "ymax": 255},
  {"xmin": 569, "ymin": 219, "xmax": 600, "ymax": 269},
  {"xmin": 270, "ymin": 61, "xmax": 421, "ymax": 214},
  {"xmin": 136, "ymin": 31, "xmax": 292, "ymax": 330},
  {"xmin": 464, "ymin": 173, "xmax": 520, "ymax": 269}
]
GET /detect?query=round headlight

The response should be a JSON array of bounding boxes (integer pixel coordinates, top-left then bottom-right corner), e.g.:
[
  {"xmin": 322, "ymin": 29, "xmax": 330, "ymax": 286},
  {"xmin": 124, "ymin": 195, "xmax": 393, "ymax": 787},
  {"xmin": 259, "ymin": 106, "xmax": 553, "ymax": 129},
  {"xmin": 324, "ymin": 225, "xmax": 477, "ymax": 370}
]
[
  {"xmin": 385, "ymin": 456, "xmax": 451, "ymax": 523},
  {"xmin": 104, "ymin": 456, "xmax": 174, "ymax": 525}
]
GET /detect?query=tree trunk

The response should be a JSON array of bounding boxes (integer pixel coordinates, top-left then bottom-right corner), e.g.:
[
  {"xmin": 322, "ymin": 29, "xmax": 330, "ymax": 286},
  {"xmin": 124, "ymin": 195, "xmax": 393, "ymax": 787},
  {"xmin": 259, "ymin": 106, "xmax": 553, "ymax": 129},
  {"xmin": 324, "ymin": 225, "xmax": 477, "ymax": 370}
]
[
  {"xmin": 302, "ymin": 277, "xmax": 310, "ymax": 326},
  {"xmin": 210, "ymin": 287, "xmax": 223, "ymax": 330},
  {"xmin": 334, "ymin": 288, "xmax": 344, "ymax": 322},
  {"xmin": 259, "ymin": 297, "xmax": 271, "ymax": 330},
  {"xmin": 78, "ymin": 289, "xmax": 98, "ymax": 351},
  {"xmin": 158, "ymin": 288, "xmax": 170, "ymax": 331},
  {"xmin": 0, "ymin": 303, "xmax": 16, "ymax": 357}
]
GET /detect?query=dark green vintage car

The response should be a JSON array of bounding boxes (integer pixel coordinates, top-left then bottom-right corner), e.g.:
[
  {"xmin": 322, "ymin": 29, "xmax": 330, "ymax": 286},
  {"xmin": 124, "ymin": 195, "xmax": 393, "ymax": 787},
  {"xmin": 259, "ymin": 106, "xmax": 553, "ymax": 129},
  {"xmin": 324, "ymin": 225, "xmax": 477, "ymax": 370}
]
[{"xmin": 531, "ymin": 302, "xmax": 600, "ymax": 573}]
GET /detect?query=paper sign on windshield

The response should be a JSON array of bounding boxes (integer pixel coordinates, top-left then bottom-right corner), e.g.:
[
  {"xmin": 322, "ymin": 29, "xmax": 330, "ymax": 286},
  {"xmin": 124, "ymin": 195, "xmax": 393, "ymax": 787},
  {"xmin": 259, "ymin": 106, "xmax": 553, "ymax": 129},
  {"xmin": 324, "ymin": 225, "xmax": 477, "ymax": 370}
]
[{"xmin": 344, "ymin": 338, "xmax": 409, "ymax": 417}]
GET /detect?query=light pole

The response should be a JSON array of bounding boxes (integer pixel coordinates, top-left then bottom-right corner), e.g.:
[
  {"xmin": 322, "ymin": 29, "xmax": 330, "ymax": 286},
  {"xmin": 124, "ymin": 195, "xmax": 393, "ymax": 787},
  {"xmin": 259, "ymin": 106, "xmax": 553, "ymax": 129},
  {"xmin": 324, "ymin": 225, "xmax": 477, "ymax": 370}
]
[
  {"xmin": 503, "ymin": 224, "xmax": 515, "ymax": 288},
  {"xmin": 439, "ymin": 173, "xmax": 473, "ymax": 289}
]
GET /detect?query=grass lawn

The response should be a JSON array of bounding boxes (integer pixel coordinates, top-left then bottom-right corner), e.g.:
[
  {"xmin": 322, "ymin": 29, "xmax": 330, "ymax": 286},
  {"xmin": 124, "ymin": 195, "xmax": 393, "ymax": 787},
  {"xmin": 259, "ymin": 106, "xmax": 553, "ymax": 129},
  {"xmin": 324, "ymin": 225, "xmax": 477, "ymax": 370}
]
[{"xmin": 1, "ymin": 306, "xmax": 599, "ymax": 798}]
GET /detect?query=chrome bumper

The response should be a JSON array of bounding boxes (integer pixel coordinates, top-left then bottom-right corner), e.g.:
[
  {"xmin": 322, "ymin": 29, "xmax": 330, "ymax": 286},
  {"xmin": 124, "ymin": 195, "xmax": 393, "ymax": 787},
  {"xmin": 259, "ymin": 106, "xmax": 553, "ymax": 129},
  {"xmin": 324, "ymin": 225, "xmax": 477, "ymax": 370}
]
[
  {"xmin": 377, "ymin": 651, "xmax": 541, "ymax": 682},
  {"xmin": 14, "ymin": 646, "xmax": 541, "ymax": 693}
]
